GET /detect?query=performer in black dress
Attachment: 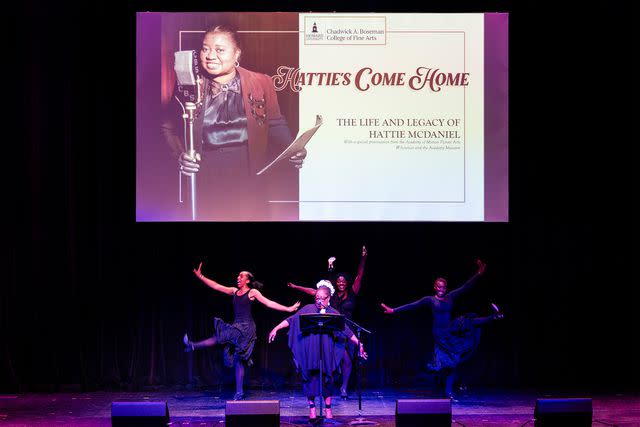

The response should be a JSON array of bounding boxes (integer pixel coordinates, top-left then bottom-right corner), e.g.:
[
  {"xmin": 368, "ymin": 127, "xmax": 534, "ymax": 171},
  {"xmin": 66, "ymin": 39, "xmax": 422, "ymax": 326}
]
[
  {"xmin": 268, "ymin": 285, "xmax": 367, "ymax": 421},
  {"xmin": 183, "ymin": 262, "xmax": 300, "ymax": 400},
  {"xmin": 380, "ymin": 259, "xmax": 503, "ymax": 399},
  {"xmin": 287, "ymin": 245, "xmax": 368, "ymax": 399}
]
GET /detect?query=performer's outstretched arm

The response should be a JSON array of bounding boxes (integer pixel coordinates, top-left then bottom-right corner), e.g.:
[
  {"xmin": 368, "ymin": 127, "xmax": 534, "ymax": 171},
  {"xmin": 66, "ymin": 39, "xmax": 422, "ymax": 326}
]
[
  {"xmin": 193, "ymin": 262, "xmax": 237, "ymax": 295},
  {"xmin": 351, "ymin": 246, "xmax": 368, "ymax": 295},
  {"xmin": 381, "ymin": 296, "xmax": 432, "ymax": 314},
  {"xmin": 268, "ymin": 319, "xmax": 290, "ymax": 342},
  {"xmin": 448, "ymin": 259, "xmax": 486, "ymax": 300},
  {"xmin": 287, "ymin": 282, "xmax": 317, "ymax": 296},
  {"xmin": 251, "ymin": 290, "xmax": 300, "ymax": 312}
]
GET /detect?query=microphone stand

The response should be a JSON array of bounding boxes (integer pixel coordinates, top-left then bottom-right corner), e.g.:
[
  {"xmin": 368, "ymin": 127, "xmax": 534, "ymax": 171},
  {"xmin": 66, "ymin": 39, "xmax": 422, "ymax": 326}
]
[
  {"xmin": 183, "ymin": 100, "xmax": 197, "ymax": 221},
  {"xmin": 177, "ymin": 76, "xmax": 202, "ymax": 221},
  {"xmin": 343, "ymin": 318, "xmax": 375, "ymax": 426}
]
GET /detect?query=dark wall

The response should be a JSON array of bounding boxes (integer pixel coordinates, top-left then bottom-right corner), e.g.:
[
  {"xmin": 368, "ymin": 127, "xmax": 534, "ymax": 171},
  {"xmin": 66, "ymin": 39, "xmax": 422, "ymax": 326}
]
[{"xmin": 4, "ymin": 0, "xmax": 635, "ymax": 392}]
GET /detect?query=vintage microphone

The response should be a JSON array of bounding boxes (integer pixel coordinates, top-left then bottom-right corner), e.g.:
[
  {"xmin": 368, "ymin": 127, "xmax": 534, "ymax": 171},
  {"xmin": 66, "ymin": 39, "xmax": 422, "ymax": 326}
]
[
  {"xmin": 317, "ymin": 300, "xmax": 328, "ymax": 314},
  {"xmin": 174, "ymin": 50, "xmax": 202, "ymax": 221}
]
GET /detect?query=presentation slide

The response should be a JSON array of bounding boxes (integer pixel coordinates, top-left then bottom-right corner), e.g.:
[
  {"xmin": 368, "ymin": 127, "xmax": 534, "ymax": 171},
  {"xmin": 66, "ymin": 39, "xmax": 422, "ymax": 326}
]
[{"xmin": 136, "ymin": 12, "xmax": 508, "ymax": 222}]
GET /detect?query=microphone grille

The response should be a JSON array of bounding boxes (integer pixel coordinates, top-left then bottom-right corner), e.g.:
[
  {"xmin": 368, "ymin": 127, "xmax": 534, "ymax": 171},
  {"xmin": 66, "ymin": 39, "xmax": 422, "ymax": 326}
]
[{"xmin": 174, "ymin": 50, "xmax": 197, "ymax": 85}]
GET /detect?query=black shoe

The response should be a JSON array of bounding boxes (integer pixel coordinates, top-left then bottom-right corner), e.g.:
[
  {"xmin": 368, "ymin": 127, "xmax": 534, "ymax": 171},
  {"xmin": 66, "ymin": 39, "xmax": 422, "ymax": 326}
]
[
  {"xmin": 491, "ymin": 303, "xmax": 504, "ymax": 320},
  {"xmin": 233, "ymin": 392, "xmax": 245, "ymax": 401},
  {"xmin": 340, "ymin": 388, "xmax": 348, "ymax": 400},
  {"xmin": 448, "ymin": 392, "xmax": 459, "ymax": 402},
  {"xmin": 183, "ymin": 333, "xmax": 195, "ymax": 352}
]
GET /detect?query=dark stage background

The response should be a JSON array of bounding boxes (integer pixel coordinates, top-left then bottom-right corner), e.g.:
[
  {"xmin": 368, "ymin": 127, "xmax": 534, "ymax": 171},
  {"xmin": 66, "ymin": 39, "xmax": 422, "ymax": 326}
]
[{"xmin": 5, "ymin": 0, "xmax": 636, "ymax": 395}]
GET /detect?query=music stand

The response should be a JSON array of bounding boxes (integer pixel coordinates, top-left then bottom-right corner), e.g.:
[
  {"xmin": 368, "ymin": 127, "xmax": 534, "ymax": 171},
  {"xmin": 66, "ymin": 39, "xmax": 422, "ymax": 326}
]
[{"xmin": 300, "ymin": 313, "xmax": 345, "ymax": 423}]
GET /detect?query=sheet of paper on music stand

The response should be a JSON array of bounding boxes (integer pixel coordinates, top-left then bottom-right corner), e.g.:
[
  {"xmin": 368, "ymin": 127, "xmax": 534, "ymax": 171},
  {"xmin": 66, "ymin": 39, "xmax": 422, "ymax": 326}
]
[{"xmin": 256, "ymin": 115, "xmax": 323, "ymax": 176}]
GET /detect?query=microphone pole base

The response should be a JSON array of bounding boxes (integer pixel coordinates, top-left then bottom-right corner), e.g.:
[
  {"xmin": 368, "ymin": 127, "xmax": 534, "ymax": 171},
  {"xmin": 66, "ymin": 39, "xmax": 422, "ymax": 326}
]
[{"xmin": 348, "ymin": 417, "xmax": 377, "ymax": 426}]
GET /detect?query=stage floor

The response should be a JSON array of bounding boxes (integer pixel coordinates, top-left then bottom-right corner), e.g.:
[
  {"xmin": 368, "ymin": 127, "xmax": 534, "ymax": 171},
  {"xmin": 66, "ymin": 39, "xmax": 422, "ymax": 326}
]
[{"xmin": 1, "ymin": 387, "xmax": 638, "ymax": 426}]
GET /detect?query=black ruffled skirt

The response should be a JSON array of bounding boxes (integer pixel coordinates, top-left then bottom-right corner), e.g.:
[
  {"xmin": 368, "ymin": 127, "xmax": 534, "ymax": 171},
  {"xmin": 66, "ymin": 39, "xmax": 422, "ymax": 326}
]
[
  {"xmin": 213, "ymin": 317, "xmax": 256, "ymax": 367},
  {"xmin": 429, "ymin": 314, "xmax": 482, "ymax": 371}
]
